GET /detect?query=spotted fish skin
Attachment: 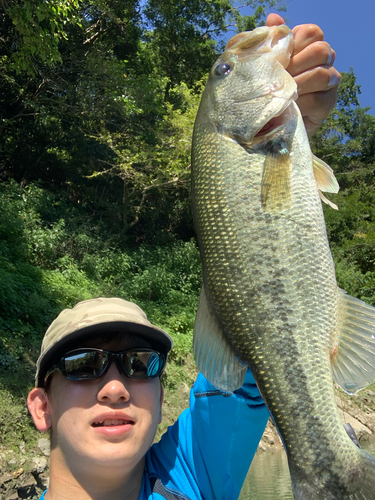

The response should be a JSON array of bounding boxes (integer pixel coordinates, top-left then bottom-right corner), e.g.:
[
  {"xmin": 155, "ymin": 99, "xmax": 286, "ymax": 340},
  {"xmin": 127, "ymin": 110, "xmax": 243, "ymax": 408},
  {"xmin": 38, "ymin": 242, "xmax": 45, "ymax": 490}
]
[{"xmin": 192, "ymin": 26, "xmax": 375, "ymax": 499}]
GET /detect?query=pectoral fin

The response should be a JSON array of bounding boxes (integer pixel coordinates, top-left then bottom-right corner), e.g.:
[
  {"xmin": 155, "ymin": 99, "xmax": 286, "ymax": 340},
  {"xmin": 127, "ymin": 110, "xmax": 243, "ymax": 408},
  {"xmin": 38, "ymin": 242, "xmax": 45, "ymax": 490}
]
[
  {"xmin": 313, "ymin": 155, "xmax": 339, "ymax": 210},
  {"xmin": 331, "ymin": 288, "xmax": 375, "ymax": 394},
  {"xmin": 261, "ymin": 148, "xmax": 291, "ymax": 212},
  {"xmin": 319, "ymin": 191, "xmax": 338, "ymax": 210},
  {"xmin": 193, "ymin": 286, "xmax": 247, "ymax": 391}
]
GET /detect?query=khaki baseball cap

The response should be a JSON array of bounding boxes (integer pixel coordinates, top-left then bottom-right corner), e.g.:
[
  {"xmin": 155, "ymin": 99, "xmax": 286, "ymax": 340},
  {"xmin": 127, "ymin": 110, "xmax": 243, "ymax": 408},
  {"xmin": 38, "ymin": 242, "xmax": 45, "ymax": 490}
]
[{"xmin": 35, "ymin": 297, "xmax": 174, "ymax": 387}]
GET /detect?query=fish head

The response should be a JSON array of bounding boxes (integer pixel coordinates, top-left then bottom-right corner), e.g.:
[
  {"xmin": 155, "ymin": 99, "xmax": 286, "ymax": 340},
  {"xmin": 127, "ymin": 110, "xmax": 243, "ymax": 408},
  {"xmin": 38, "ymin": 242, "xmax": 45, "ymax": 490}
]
[{"xmin": 198, "ymin": 25, "xmax": 297, "ymax": 143}]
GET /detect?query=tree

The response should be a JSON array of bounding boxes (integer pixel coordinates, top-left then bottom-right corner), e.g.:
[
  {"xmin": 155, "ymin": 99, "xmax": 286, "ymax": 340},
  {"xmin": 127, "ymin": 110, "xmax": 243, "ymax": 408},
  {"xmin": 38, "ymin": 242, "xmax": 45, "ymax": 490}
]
[
  {"xmin": 311, "ymin": 70, "xmax": 375, "ymax": 304},
  {"xmin": 142, "ymin": 0, "xmax": 286, "ymax": 97},
  {"xmin": 0, "ymin": 0, "xmax": 288, "ymax": 242},
  {"xmin": 1, "ymin": 0, "xmax": 80, "ymax": 75}
]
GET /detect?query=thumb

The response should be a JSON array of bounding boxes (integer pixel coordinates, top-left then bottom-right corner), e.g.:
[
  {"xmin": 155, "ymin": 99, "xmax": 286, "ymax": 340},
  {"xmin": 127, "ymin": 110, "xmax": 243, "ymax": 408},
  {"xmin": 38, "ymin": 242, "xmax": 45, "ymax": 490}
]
[{"xmin": 266, "ymin": 13, "xmax": 285, "ymax": 27}]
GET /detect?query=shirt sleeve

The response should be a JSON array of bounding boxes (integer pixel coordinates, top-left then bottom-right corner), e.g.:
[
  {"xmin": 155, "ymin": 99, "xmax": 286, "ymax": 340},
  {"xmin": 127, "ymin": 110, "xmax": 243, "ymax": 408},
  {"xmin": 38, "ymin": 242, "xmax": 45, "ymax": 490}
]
[{"xmin": 147, "ymin": 369, "xmax": 270, "ymax": 500}]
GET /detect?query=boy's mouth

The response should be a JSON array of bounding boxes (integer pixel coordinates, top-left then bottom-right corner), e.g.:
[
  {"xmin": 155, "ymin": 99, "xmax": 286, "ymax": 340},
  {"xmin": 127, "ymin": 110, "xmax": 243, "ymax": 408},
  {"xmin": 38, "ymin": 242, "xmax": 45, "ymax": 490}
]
[{"xmin": 92, "ymin": 419, "xmax": 134, "ymax": 427}]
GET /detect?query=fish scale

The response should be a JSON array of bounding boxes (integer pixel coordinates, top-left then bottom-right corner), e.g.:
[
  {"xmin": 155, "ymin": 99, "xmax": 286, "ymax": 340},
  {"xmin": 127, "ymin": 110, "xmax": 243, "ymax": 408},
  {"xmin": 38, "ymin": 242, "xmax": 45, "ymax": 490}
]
[{"xmin": 192, "ymin": 25, "xmax": 375, "ymax": 499}]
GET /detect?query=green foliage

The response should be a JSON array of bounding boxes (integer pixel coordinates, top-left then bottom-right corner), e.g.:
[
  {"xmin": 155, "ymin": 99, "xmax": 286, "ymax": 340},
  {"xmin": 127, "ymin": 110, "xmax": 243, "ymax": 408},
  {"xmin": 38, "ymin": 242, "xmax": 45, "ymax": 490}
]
[
  {"xmin": 311, "ymin": 71, "xmax": 375, "ymax": 306},
  {"xmin": 311, "ymin": 70, "xmax": 375, "ymax": 170},
  {"xmin": 2, "ymin": 0, "xmax": 80, "ymax": 75},
  {"xmin": 142, "ymin": 0, "xmax": 286, "ymax": 90},
  {"xmin": 0, "ymin": 180, "xmax": 201, "ymax": 378},
  {"xmin": 1, "ymin": 0, "xmax": 286, "ymax": 243},
  {"xmin": 235, "ymin": 0, "xmax": 287, "ymax": 32},
  {"xmin": 0, "ymin": 388, "xmax": 38, "ymax": 447},
  {"xmin": 142, "ymin": 0, "xmax": 226, "ymax": 92},
  {"xmin": 0, "ymin": 175, "xmax": 201, "ymax": 451}
]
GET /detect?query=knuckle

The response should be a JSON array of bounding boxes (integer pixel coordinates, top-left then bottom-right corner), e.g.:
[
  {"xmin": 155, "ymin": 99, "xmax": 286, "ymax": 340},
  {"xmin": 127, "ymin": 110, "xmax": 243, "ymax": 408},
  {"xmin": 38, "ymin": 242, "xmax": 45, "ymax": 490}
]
[
  {"xmin": 315, "ymin": 66, "xmax": 335, "ymax": 88},
  {"xmin": 327, "ymin": 67, "xmax": 342, "ymax": 89},
  {"xmin": 308, "ymin": 41, "xmax": 334, "ymax": 65},
  {"xmin": 319, "ymin": 42, "xmax": 334, "ymax": 63},
  {"xmin": 303, "ymin": 24, "xmax": 324, "ymax": 42}
]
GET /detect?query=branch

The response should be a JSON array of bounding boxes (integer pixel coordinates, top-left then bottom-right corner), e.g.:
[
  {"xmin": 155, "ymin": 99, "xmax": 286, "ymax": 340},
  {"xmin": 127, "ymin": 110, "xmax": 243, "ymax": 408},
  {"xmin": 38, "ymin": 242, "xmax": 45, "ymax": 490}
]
[
  {"xmin": 120, "ymin": 175, "xmax": 187, "ymax": 235},
  {"xmin": 125, "ymin": 189, "xmax": 147, "ymax": 231},
  {"xmin": 142, "ymin": 175, "xmax": 188, "ymax": 192},
  {"xmin": 84, "ymin": 28, "xmax": 107, "ymax": 45}
]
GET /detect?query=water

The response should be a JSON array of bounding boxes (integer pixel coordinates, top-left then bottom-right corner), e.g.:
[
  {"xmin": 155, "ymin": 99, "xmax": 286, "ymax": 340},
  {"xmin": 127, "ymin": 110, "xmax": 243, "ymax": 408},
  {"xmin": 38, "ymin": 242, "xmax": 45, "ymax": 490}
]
[{"xmin": 239, "ymin": 439, "xmax": 375, "ymax": 499}]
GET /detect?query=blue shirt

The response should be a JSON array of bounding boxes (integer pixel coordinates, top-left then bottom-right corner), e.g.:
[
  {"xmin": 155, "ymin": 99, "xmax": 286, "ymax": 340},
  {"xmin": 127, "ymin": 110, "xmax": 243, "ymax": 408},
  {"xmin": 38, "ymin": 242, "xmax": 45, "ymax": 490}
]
[{"xmin": 39, "ymin": 371, "xmax": 269, "ymax": 500}]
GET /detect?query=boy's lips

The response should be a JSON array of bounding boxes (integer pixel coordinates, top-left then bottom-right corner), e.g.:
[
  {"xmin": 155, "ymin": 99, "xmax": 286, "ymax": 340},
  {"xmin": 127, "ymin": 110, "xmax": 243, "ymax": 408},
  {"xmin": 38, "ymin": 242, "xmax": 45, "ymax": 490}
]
[
  {"xmin": 91, "ymin": 412, "xmax": 135, "ymax": 428},
  {"xmin": 91, "ymin": 412, "xmax": 136, "ymax": 437},
  {"xmin": 92, "ymin": 419, "xmax": 134, "ymax": 427}
]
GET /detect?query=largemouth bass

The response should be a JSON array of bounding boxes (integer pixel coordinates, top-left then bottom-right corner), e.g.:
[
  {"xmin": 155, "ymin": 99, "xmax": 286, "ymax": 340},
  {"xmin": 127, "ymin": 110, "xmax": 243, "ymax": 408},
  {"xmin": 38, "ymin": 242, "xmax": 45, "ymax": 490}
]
[{"xmin": 191, "ymin": 25, "xmax": 375, "ymax": 499}]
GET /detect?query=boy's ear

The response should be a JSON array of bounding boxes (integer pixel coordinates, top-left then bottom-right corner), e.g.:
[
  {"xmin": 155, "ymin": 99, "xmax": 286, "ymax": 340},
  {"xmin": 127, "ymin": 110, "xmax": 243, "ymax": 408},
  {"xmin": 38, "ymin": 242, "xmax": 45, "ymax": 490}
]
[{"xmin": 27, "ymin": 387, "xmax": 52, "ymax": 431}]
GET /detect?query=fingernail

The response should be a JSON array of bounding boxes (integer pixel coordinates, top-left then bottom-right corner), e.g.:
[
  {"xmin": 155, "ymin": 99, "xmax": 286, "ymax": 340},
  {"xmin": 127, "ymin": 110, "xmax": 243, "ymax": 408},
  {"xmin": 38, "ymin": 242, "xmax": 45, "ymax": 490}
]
[{"xmin": 328, "ymin": 73, "xmax": 341, "ymax": 89}]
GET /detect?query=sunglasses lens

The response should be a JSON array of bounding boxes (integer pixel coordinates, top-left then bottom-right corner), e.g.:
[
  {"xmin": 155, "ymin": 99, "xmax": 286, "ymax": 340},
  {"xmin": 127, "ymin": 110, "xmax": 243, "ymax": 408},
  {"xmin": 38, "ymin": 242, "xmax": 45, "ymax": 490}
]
[
  {"xmin": 58, "ymin": 349, "xmax": 165, "ymax": 381},
  {"xmin": 63, "ymin": 350, "xmax": 107, "ymax": 379},
  {"xmin": 124, "ymin": 351, "xmax": 164, "ymax": 379}
]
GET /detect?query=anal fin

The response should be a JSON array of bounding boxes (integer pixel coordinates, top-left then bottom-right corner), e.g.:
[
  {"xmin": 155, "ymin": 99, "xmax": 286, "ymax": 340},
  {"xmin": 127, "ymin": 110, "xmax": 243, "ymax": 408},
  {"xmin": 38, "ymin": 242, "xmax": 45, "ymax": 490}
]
[
  {"xmin": 331, "ymin": 288, "xmax": 375, "ymax": 394},
  {"xmin": 193, "ymin": 286, "xmax": 247, "ymax": 392}
]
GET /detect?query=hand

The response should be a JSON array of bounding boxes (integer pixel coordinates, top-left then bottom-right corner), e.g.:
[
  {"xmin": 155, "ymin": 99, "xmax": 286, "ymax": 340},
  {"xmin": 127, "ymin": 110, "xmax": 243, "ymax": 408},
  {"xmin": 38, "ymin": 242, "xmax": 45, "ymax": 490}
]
[{"xmin": 267, "ymin": 14, "xmax": 341, "ymax": 137}]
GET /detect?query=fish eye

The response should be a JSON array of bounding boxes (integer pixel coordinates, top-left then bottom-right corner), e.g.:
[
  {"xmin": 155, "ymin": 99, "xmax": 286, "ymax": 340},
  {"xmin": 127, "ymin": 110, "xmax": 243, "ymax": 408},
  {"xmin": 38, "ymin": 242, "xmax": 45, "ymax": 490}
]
[{"xmin": 214, "ymin": 63, "xmax": 232, "ymax": 77}]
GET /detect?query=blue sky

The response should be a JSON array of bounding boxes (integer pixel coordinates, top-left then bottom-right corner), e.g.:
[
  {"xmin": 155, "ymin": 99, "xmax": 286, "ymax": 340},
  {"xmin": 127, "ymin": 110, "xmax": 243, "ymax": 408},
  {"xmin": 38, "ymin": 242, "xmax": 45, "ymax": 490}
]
[{"xmin": 277, "ymin": 0, "xmax": 375, "ymax": 114}]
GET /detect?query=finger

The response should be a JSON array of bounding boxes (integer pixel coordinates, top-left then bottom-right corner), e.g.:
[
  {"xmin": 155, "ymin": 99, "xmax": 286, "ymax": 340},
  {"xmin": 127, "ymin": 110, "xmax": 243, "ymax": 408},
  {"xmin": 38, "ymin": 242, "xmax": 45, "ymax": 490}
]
[
  {"xmin": 266, "ymin": 13, "xmax": 285, "ymax": 27},
  {"xmin": 296, "ymin": 88, "xmax": 339, "ymax": 137},
  {"xmin": 288, "ymin": 41, "xmax": 336, "ymax": 77},
  {"xmin": 294, "ymin": 65, "xmax": 341, "ymax": 96},
  {"xmin": 292, "ymin": 24, "xmax": 324, "ymax": 56}
]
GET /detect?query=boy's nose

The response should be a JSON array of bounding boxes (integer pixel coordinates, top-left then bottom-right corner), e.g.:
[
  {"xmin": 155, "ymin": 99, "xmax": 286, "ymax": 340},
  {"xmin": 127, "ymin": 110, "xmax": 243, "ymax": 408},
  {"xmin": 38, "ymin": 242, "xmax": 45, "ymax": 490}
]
[{"xmin": 96, "ymin": 363, "xmax": 130, "ymax": 403}]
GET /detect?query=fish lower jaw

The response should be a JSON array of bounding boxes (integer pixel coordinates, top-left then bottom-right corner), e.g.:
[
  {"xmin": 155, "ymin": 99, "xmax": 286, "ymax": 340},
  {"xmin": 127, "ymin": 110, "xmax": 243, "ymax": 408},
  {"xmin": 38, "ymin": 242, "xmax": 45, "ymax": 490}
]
[{"xmin": 253, "ymin": 101, "xmax": 296, "ymax": 141}]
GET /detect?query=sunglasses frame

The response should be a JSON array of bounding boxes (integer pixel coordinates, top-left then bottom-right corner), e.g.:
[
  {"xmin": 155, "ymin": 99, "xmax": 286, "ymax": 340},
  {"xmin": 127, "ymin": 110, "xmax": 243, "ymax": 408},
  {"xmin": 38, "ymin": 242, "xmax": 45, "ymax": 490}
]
[{"xmin": 44, "ymin": 347, "xmax": 166, "ymax": 384}]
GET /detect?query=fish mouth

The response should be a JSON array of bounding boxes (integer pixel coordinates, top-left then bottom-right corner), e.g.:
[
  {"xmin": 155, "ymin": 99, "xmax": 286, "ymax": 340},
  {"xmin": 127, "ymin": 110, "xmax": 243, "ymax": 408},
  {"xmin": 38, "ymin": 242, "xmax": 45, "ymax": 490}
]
[{"xmin": 254, "ymin": 101, "xmax": 295, "ymax": 139}]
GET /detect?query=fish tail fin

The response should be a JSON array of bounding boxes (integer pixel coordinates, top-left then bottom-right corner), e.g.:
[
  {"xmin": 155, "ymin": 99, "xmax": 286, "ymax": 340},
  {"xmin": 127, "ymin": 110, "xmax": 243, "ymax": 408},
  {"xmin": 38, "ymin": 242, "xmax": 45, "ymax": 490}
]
[{"xmin": 291, "ymin": 447, "xmax": 375, "ymax": 499}]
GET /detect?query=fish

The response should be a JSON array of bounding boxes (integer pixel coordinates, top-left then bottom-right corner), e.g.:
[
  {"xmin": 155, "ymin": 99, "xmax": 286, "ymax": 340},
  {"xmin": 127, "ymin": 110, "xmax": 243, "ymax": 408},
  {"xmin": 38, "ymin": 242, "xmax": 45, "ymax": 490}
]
[{"xmin": 191, "ymin": 25, "xmax": 375, "ymax": 499}]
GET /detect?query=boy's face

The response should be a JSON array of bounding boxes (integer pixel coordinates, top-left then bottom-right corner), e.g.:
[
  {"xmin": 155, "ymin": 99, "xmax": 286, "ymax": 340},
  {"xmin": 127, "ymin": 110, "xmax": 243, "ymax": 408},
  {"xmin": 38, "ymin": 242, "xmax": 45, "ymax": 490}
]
[{"xmin": 28, "ymin": 334, "xmax": 164, "ymax": 475}]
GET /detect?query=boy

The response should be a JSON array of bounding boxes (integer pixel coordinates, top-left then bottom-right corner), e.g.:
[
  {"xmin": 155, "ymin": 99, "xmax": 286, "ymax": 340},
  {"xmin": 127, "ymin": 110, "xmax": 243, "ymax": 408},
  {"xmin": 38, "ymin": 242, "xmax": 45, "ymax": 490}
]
[{"xmin": 28, "ymin": 297, "xmax": 269, "ymax": 500}]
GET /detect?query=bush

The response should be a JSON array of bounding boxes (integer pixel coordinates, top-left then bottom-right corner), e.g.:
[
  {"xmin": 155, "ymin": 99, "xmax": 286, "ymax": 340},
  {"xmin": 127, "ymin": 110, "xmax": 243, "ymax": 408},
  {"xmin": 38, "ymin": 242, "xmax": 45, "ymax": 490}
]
[{"xmin": 0, "ymin": 180, "xmax": 202, "ymax": 387}]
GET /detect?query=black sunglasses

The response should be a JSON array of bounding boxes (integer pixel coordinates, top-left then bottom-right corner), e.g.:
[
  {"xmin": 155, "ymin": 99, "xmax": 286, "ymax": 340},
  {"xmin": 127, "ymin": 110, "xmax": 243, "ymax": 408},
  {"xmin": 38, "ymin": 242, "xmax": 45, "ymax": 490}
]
[{"xmin": 44, "ymin": 348, "xmax": 166, "ymax": 383}]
